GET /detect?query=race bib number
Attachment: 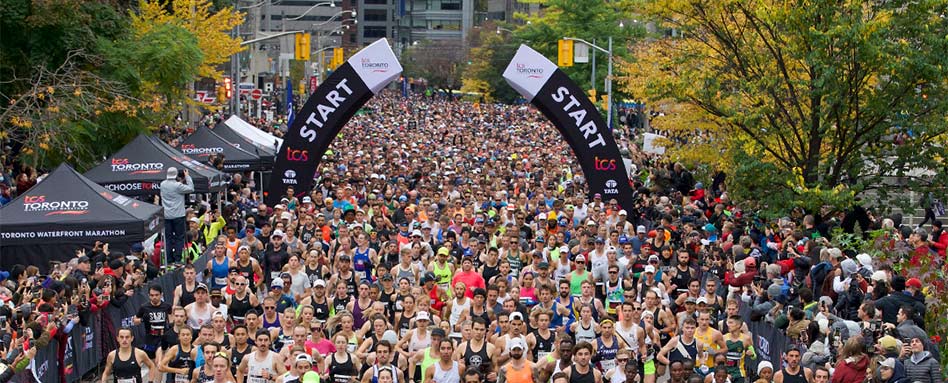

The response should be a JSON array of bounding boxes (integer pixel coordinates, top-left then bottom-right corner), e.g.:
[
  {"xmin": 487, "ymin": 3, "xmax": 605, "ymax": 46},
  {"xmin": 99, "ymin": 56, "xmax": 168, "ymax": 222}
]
[
  {"xmin": 118, "ymin": 378, "xmax": 136, "ymax": 383},
  {"xmin": 214, "ymin": 277, "xmax": 228, "ymax": 286},
  {"xmin": 600, "ymin": 359, "xmax": 616, "ymax": 371},
  {"xmin": 175, "ymin": 374, "xmax": 190, "ymax": 383}
]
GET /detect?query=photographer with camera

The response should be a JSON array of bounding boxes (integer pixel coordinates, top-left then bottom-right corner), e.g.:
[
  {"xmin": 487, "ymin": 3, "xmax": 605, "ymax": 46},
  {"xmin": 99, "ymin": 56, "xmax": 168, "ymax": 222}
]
[{"xmin": 161, "ymin": 167, "xmax": 194, "ymax": 264}]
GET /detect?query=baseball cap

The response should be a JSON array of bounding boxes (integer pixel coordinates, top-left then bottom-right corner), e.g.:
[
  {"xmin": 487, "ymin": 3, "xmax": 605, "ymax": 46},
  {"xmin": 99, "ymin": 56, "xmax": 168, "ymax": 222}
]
[
  {"xmin": 618, "ymin": 209, "xmax": 627, "ymax": 216},
  {"xmin": 195, "ymin": 283, "xmax": 209, "ymax": 292},
  {"xmin": 338, "ymin": 254, "xmax": 351, "ymax": 261},
  {"xmin": 280, "ymin": 272, "xmax": 292, "ymax": 279},
  {"xmin": 879, "ymin": 357, "xmax": 896, "ymax": 369},
  {"xmin": 302, "ymin": 196, "xmax": 312, "ymax": 203},
  {"xmin": 510, "ymin": 312, "xmax": 524, "ymax": 322},
  {"xmin": 744, "ymin": 257, "xmax": 756, "ymax": 268},
  {"xmin": 189, "ymin": 217, "xmax": 200, "ymax": 224},
  {"xmin": 508, "ymin": 338, "xmax": 526, "ymax": 350},
  {"xmin": 537, "ymin": 261, "xmax": 550, "ymax": 269},
  {"xmin": 644, "ymin": 265, "xmax": 656, "ymax": 274},
  {"xmin": 271, "ymin": 278, "xmax": 284, "ymax": 288},
  {"xmin": 411, "ymin": 230, "xmax": 423, "ymax": 237},
  {"xmin": 237, "ymin": 245, "xmax": 250, "ymax": 254},
  {"xmin": 636, "ymin": 225, "xmax": 647, "ymax": 234},
  {"xmin": 437, "ymin": 247, "xmax": 450, "ymax": 256},
  {"xmin": 313, "ymin": 279, "xmax": 326, "ymax": 287},
  {"xmin": 416, "ymin": 311, "xmax": 430, "ymax": 321},
  {"xmin": 295, "ymin": 354, "xmax": 313, "ymax": 365},
  {"xmin": 431, "ymin": 328, "xmax": 446, "ymax": 338},
  {"xmin": 685, "ymin": 297, "xmax": 697, "ymax": 304},
  {"xmin": 575, "ymin": 255, "xmax": 586, "ymax": 263},
  {"xmin": 906, "ymin": 277, "xmax": 922, "ymax": 289},
  {"xmin": 130, "ymin": 243, "xmax": 144, "ymax": 253},
  {"xmin": 696, "ymin": 297, "xmax": 709, "ymax": 305},
  {"xmin": 280, "ymin": 212, "xmax": 293, "ymax": 220},
  {"xmin": 271, "ymin": 229, "xmax": 285, "ymax": 238}
]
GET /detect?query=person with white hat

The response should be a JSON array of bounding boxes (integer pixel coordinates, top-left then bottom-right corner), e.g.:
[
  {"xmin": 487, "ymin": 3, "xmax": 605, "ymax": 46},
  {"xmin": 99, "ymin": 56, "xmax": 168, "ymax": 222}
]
[
  {"xmin": 497, "ymin": 337, "xmax": 538, "ymax": 383},
  {"xmin": 160, "ymin": 166, "xmax": 194, "ymax": 263}
]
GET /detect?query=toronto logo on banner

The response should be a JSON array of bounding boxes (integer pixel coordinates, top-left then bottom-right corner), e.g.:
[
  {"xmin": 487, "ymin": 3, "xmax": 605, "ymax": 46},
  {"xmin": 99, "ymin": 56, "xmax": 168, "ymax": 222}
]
[
  {"xmin": 361, "ymin": 58, "xmax": 390, "ymax": 73},
  {"xmin": 515, "ymin": 63, "xmax": 544, "ymax": 78},
  {"xmin": 23, "ymin": 195, "xmax": 90, "ymax": 216},
  {"xmin": 181, "ymin": 144, "xmax": 224, "ymax": 157},
  {"xmin": 110, "ymin": 158, "xmax": 164, "ymax": 174}
]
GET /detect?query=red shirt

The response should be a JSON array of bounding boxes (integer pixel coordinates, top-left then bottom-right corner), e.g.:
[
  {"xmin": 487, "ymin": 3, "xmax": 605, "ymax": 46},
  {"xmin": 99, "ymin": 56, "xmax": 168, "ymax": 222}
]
[{"xmin": 451, "ymin": 270, "xmax": 486, "ymax": 298}]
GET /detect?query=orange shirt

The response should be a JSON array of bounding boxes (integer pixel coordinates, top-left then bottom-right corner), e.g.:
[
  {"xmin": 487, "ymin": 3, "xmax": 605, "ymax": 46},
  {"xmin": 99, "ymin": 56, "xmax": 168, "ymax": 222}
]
[{"xmin": 505, "ymin": 361, "xmax": 535, "ymax": 383}]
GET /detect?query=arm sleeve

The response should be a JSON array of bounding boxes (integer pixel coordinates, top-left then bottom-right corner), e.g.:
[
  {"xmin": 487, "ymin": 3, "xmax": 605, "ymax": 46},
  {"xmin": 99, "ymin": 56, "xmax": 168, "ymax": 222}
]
[{"xmin": 179, "ymin": 176, "xmax": 195, "ymax": 194}]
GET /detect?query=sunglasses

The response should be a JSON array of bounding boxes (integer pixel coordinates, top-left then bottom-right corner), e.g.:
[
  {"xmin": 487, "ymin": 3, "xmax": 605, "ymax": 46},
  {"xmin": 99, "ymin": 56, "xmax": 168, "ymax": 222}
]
[
  {"xmin": 264, "ymin": 306, "xmax": 276, "ymax": 310},
  {"xmin": 617, "ymin": 358, "xmax": 630, "ymax": 362},
  {"xmin": 235, "ymin": 282, "xmax": 248, "ymax": 286}
]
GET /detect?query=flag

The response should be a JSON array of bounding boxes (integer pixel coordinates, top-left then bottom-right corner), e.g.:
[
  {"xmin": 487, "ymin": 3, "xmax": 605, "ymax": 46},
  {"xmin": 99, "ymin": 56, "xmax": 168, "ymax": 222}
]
[{"xmin": 286, "ymin": 79, "xmax": 294, "ymax": 126}]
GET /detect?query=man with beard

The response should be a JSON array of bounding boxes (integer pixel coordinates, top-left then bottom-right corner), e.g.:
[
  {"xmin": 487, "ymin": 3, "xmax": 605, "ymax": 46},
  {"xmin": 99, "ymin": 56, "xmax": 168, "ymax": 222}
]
[
  {"xmin": 773, "ymin": 348, "xmax": 812, "ymax": 383},
  {"xmin": 498, "ymin": 338, "xmax": 539, "ymax": 383},
  {"xmin": 360, "ymin": 341, "xmax": 406, "ymax": 383},
  {"xmin": 563, "ymin": 341, "xmax": 602, "ymax": 383}
]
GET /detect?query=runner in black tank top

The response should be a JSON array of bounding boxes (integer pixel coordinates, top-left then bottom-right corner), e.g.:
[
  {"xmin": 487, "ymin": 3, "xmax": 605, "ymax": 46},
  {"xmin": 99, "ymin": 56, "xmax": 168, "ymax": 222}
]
[
  {"xmin": 482, "ymin": 263, "xmax": 500, "ymax": 284},
  {"xmin": 469, "ymin": 306, "xmax": 491, "ymax": 326},
  {"xmin": 113, "ymin": 350, "xmax": 143, "ymax": 383},
  {"xmin": 781, "ymin": 367, "xmax": 808, "ymax": 383},
  {"xmin": 167, "ymin": 346, "xmax": 195, "ymax": 383},
  {"xmin": 396, "ymin": 312, "xmax": 415, "ymax": 338},
  {"xmin": 230, "ymin": 293, "xmax": 253, "ymax": 324},
  {"xmin": 230, "ymin": 343, "xmax": 251, "ymax": 377},
  {"xmin": 180, "ymin": 284, "xmax": 197, "ymax": 307},
  {"xmin": 333, "ymin": 296, "xmax": 350, "ymax": 316},
  {"xmin": 311, "ymin": 294, "xmax": 331, "ymax": 321},
  {"xmin": 569, "ymin": 365, "xmax": 595, "ymax": 383},
  {"xmin": 329, "ymin": 352, "xmax": 357, "ymax": 383},
  {"xmin": 532, "ymin": 329, "xmax": 555, "ymax": 361},
  {"xmin": 463, "ymin": 338, "xmax": 492, "ymax": 377}
]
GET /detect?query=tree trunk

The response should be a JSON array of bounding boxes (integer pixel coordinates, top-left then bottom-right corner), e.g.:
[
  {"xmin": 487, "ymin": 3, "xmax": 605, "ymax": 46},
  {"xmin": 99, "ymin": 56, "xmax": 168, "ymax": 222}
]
[{"xmin": 803, "ymin": 87, "xmax": 823, "ymax": 185}]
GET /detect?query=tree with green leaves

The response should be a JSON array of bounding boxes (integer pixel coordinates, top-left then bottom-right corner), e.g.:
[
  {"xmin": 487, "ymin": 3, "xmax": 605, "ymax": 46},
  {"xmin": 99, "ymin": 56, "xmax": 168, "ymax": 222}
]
[{"xmin": 621, "ymin": 0, "xmax": 948, "ymax": 215}]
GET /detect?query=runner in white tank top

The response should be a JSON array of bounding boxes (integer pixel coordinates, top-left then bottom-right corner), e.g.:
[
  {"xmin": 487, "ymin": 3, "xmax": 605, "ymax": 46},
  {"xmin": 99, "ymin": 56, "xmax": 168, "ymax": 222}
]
[
  {"xmin": 246, "ymin": 351, "xmax": 276, "ymax": 383},
  {"xmin": 433, "ymin": 361, "xmax": 460, "ymax": 383}
]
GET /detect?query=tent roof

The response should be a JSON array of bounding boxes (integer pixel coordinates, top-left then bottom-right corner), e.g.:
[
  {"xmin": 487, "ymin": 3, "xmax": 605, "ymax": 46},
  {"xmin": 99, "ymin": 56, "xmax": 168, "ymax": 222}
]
[
  {"xmin": 179, "ymin": 126, "xmax": 264, "ymax": 171},
  {"xmin": 0, "ymin": 163, "xmax": 162, "ymax": 226},
  {"xmin": 211, "ymin": 122, "xmax": 276, "ymax": 162},
  {"xmin": 84, "ymin": 134, "xmax": 225, "ymax": 194},
  {"xmin": 224, "ymin": 115, "xmax": 283, "ymax": 152}
]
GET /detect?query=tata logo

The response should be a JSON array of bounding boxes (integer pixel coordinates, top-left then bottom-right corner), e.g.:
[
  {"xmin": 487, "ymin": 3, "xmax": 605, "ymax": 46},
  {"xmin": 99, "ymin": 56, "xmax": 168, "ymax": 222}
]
[
  {"xmin": 604, "ymin": 179, "xmax": 619, "ymax": 195},
  {"xmin": 286, "ymin": 147, "xmax": 309, "ymax": 162},
  {"xmin": 283, "ymin": 169, "xmax": 298, "ymax": 185},
  {"xmin": 516, "ymin": 63, "xmax": 544, "ymax": 78},
  {"xmin": 24, "ymin": 195, "xmax": 45, "ymax": 203},
  {"xmin": 594, "ymin": 156, "xmax": 617, "ymax": 171},
  {"xmin": 361, "ymin": 58, "xmax": 390, "ymax": 72}
]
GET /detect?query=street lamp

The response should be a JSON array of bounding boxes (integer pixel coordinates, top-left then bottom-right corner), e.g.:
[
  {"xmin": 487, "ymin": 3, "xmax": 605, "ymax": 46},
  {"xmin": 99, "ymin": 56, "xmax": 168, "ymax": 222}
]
[
  {"xmin": 564, "ymin": 36, "xmax": 615, "ymax": 129},
  {"xmin": 284, "ymin": 1, "xmax": 336, "ymax": 21},
  {"xmin": 310, "ymin": 9, "xmax": 357, "ymax": 28}
]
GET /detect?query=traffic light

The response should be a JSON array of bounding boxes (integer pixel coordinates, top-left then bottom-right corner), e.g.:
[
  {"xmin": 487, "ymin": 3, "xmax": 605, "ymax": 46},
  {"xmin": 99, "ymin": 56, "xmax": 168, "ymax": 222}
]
[
  {"xmin": 331, "ymin": 47, "xmax": 344, "ymax": 69},
  {"xmin": 295, "ymin": 33, "xmax": 311, "ymax": 61},
  {"xmin": 558, "ymin": 39, "xmax": 574, "ymax": 67},
  {"xmin": 223, "ymin": 78, "xmax": 232, "ymax": 99}
]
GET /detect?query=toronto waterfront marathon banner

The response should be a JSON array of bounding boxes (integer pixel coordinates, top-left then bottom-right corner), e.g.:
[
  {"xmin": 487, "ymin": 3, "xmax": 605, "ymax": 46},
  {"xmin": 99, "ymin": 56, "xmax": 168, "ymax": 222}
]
[
  {"xmin": 503, "ymin": 45, "xmax": 636, "ymax": 218},
  {"xmin": 266, "ymin": 38, "xmax": 403, "ymax": 205}
]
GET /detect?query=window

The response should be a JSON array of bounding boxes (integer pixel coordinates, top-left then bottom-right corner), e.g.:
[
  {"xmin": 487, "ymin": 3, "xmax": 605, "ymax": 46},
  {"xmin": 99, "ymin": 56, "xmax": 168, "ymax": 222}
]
[
  {"xmin": 440, "ymin": 0, "xmax": 460, "ymax": 10},
  {"xmin": 363, "ymin": 9, "xmax": 388, "ymax": 22},
  {"xmin": 364, "ymin": 0, "xmax": 387, "ymax": 4},
  {"xmin": 363, "ymin": 26, "xmax": 387, "ymax": 38}
]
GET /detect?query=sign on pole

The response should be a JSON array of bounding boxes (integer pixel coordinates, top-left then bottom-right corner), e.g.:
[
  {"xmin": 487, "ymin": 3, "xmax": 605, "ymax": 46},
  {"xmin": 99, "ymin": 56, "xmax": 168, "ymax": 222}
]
[
  {"xmin": 251, "ymin": 89, "xmax": 263, "ymax": 100},
  {"xmin": 574, "ymin": 42, "xmax": 589, "ymax": 63}
]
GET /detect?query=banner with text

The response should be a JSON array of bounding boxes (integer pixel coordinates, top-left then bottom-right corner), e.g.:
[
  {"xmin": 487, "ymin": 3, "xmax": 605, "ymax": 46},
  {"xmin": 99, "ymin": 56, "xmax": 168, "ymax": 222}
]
[
  {"xmin": 266, "ymin": 39, "xmax": 403, "ymax": 205},
  {"xmin": 503, "ymin": 45, "xmax": 636, "ymax": 220}
]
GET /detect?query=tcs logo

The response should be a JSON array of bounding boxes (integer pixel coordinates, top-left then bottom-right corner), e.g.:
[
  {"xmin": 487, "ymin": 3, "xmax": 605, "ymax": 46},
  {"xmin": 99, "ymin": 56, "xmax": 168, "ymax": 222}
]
[
  {"xmin": 181, "ymin": 144, "xmax": 196, "ymax": 149},
  {"xmin": 111, "ymin": 158, "xmax": 129, "ymax": 165},
  {"xmin": 286, "ymin": 147, "xmax": 309, "ymax": 162},
  {"xmin": 24, "ymin": 195, "xmax": 46, "ymax": 203},
  {"xmin": 594, "ymin": 156, "xmax": 617, "ymax": 171}
]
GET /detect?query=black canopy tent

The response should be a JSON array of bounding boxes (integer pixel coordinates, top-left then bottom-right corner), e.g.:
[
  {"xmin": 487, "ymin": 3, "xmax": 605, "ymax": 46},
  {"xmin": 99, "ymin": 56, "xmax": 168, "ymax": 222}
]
[
  {"xmin": 178, "ymin": 126, "xmax": 265, "ymax": 172},
  {"xmin": 0, "ymin": 164, "xmax": 163, "ymax": 270},
  {"xmin": 211, "ymin": 121, "xmax": 276, "ymax": 169},
  {"xmin": 84, "ymin": 134, "xmax": 226, "ymax": 196}
]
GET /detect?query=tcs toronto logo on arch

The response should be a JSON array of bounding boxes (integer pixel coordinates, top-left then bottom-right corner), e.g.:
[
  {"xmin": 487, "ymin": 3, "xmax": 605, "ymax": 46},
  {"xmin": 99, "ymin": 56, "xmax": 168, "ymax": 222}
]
[
  {"xmin": 594, "ymin": 156, "xmax": 617, "ymax": 171},
  {"xmin": 286, "ymin": 147, "xmax": 309, "ymax": 162}
]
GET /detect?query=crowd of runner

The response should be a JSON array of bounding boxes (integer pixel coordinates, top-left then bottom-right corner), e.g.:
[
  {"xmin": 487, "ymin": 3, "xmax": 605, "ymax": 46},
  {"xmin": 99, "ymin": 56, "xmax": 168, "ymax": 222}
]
[{"xmin": 1, "ymin": 92, "xmax": 946, "ymax": 383}]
